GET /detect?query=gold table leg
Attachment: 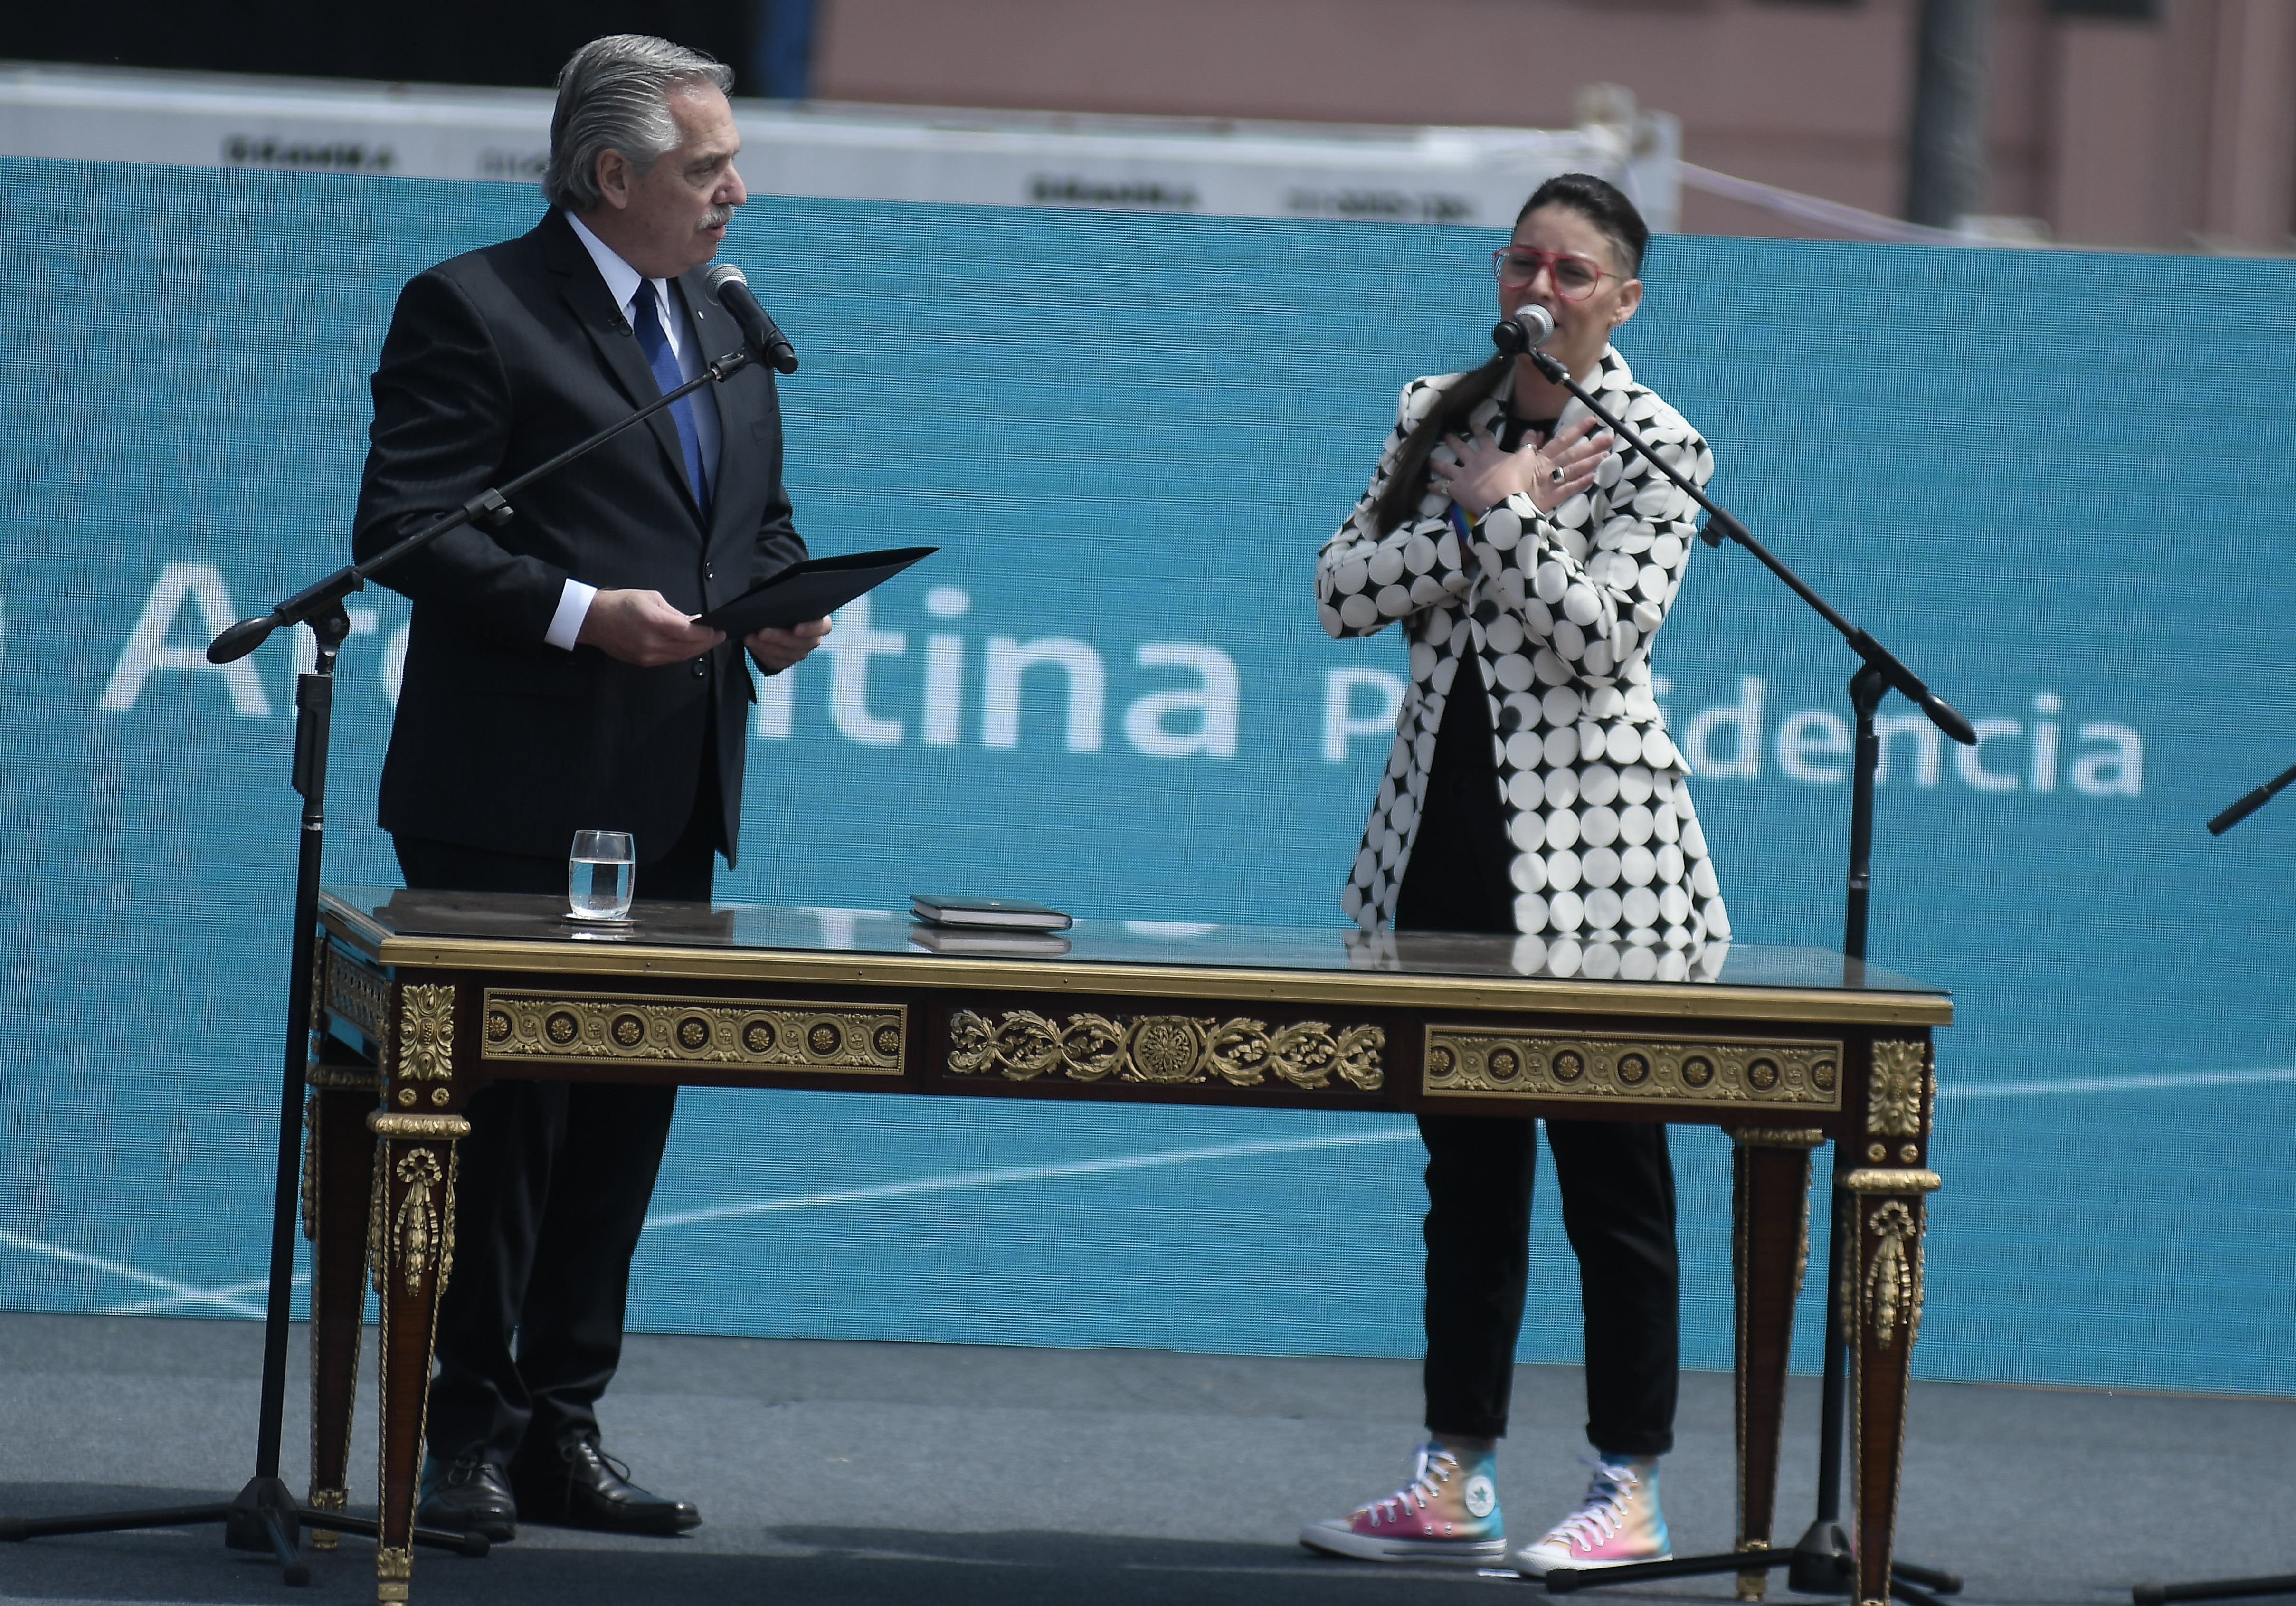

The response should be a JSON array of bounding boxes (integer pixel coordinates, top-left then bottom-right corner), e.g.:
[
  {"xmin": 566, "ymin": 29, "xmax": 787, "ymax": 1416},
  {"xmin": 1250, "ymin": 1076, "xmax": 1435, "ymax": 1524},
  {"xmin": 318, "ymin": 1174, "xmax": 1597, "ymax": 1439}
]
[
  {"xmin": 1732, "ymin": 1126, "xmax": 1821, "ymax": 1602},
  {"xmin": 305, "ymin": 1071, "xmax": 379, "ymax": 1548},
  {"xmin": 1845, "ymin": 1163, "xmax": 1939, "ymax": 1606},
  {"xmin": 368, "ymin": 1111, "xmax": 466, "ymax": 1605},
  {"xmin": 1843, "ymin": 1036, "xmax": 1940, "ymax": 1606}
]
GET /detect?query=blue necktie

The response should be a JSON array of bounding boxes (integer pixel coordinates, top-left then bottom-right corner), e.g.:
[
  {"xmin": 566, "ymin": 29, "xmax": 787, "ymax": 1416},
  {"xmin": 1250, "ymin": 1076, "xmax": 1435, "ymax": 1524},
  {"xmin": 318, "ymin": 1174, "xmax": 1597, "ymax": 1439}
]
[{"xmin": 631, "ymin": 281, "xmax": 711, "ymax": 517}]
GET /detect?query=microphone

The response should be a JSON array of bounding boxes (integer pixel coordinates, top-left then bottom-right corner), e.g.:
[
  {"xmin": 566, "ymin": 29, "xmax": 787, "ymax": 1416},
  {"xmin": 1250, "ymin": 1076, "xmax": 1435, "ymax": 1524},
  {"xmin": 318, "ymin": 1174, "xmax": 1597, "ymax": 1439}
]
[
  {"xmin": 2208, "ymin": 760, "xmax": 2296, "ymax": 835},
  {"xmin": 704, "ymin": 262, "xmax": 798, "ymax": 374},
  {"xmin": 2210, "ymin": 786, "xmax": 2277, "ymax": 837},
  {"xmin": 1492, "ymin": 303, "xmax": 1554, "ymax": 358}
]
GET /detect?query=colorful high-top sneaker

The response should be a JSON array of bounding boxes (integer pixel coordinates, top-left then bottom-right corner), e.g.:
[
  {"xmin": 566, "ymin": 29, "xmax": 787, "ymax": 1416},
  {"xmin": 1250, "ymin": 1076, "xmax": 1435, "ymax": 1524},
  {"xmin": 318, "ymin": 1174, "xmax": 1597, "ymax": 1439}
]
[
  {"xmin": 1511, "ymin": 1454, "xmax": 1670, "ymax": 1577},
  {"xmin": 1299, "ymin": 1440, "xmax": 1506, "ymax": 1564}
]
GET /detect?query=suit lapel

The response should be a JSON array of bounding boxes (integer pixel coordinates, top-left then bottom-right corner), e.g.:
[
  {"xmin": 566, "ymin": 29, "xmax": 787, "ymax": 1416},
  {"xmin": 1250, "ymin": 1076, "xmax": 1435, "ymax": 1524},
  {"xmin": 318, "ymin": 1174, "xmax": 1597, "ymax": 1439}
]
[{"xmin": 540, "ymin": 210, "xmax": 706, "ymax": 530}]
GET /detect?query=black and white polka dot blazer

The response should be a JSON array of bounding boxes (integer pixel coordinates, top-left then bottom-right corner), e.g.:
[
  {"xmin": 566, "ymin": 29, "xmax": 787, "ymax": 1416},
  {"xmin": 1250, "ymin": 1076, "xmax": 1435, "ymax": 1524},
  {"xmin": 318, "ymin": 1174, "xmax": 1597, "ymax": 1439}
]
[{"xmin": 1316, "ymin": 347, "xmax": 1730, "ymax": 982}]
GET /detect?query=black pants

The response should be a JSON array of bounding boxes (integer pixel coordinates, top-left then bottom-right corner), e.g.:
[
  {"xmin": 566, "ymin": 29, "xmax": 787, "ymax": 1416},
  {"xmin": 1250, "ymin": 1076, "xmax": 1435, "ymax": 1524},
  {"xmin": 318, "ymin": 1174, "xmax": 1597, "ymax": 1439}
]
[
  {"xmin": 395, "ymin": 770, "xmax": 721, "ymax": 1468},
  {"xmin": 1397, "ymin": 681, "xmax": 1679, "ymax": 1453}
]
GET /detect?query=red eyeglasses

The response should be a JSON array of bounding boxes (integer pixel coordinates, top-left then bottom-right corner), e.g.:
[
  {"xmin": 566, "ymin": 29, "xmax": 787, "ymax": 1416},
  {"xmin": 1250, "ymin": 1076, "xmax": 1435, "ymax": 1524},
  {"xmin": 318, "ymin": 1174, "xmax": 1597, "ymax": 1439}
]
[{"xmin": 1490, "ymin": 247, "xmax": 1613, "ymax": 301}]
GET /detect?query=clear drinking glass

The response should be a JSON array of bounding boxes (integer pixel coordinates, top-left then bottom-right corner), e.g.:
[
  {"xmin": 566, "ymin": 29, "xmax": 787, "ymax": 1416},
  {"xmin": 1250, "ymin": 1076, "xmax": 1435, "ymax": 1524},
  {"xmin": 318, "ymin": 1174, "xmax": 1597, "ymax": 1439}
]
[{"xmin": 568, "ymin": 830, "xmax": 635, "ymax": 921}]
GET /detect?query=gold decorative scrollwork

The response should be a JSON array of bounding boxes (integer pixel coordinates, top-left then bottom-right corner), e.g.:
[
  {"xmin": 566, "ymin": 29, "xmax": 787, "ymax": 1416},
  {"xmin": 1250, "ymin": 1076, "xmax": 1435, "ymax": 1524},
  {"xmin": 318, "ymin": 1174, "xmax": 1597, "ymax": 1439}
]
[
  {"xmin": 305, "ymin": 1061, "xmax": 380, "ymax": 1092},
  {"xmin": 306, "ymin": 1484, "xmax": 345, "ymax": 1551},
  {"xmin": 307, "ymin": 929, "xmax": 329, "ymax": 1047},
  {"xmin": 1863, "ymin": 1199, "xmax": 1922, "ymax": 1351},
  {"xmin": 948, "ymin": 1008, "xmax": 996, "ymax": 1075},
  {"xmin": 1130, "ymin": 1016, "xmax": 1207, "ymax": 1082},
  {"xmin": 1204, "ymin": 1018, "xmax": 1272, "ymax": 1086},
  {"xmin": 946, "ymin": 1009, "xmax": 1385, "ymax": 1092},
  {"xmin": 1841, "ymin": 1167, "xmax": 1942, "ymax": 1195},
  {"xmin": 367, "ymin": 1140, "xmax": 386, "ymax": 1297},
  {"xmin": 1059, "ymin": 1015, "xmax": 1125, "ymax": 1081},
  {"xmin": 324, "ymin": 948, "xmax": 389, "ymax": 1045},
  {"xmin": 1866, "ymin": 1040, "xmax": 1925, "ymax": 1136},
  {"xmin": 391, "ymin": 1150, "xmax": 442, "ymax": 1296},
  {"xmin": 398, "ymin": 985, "xmax": 455, "ymax": 1082},
  {"xmin": 1332, "ymin": 1026, "xmax": 1385, "ymax": 1092},
  {"xmin": 993, "ymin": 1011, "xmax": 1063, "ymax": 1079},
  {"xmin": 1795, "ymin": 1190, "xmax": 1812, "ymax": 1299},
  {"xmin": 1424, "ymin": 1029, "xmax": 1843, "ymax": 1109},
  {"xmin": 1736, "ymin": 1538, "xmax": 1772, "ymax": 1603},
  {"xmin": 378, "ymin": 1544, "xmax": 413, "ymax": 1602},
  {"xmin": 482, "ymin": 991, "xmax": 904, "ymax": 1075},
  {"xmin": 367, "ymin": 1112, "xmax": 472, "ymax": 1140},
  {"xmin": 1269, "ymin": 1022, "xmax": 1384, "ymax": 1091},
  {"xmin": 440, "ymin": 1147, "xmax": 457, "ymax": 1295},
  {"xmin": 1732, "ymin": 1127, "xmax": 1827, "ymax": 1149},
  {"xmin": 300, "ymin": 1093, "xmax": 320, "ymax": 1241}
]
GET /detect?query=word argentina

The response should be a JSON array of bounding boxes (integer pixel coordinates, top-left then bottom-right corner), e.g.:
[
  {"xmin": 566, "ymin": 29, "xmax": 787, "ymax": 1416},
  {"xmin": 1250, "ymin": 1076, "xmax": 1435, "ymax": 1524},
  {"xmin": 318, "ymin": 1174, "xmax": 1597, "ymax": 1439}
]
[{"xmin": 99, "ymin": 567, "xmax": 1242, "ymax": 761}]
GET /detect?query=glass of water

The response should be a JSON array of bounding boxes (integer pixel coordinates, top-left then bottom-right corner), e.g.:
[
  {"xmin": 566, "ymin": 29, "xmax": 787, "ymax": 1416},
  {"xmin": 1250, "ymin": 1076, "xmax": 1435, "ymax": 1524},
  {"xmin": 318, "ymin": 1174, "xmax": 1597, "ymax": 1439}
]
[{"xmin": 568, "ymin": 830, "xmax": 635, "ymax": 921}]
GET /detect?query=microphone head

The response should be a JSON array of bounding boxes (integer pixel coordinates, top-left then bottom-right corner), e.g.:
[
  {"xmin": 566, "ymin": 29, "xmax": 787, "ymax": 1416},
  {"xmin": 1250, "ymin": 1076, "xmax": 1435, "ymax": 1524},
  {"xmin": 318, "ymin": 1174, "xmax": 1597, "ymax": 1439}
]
[
  {"xmin": 704, "ymin": 261, "xmax": 749, "ymax": 292},
  {"xmin": 1491, "ymin": 304, "xmax": 1555, "ymax": 357},
  {"xmin": 206, "ymin": 613, "xmax": 279, "ymax": 665}
]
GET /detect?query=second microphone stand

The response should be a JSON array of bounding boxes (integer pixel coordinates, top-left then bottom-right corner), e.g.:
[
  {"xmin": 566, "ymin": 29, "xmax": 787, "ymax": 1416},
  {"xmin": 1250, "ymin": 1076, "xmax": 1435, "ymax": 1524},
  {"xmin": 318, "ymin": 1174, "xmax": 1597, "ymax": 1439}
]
[
  {"xmin": 1496, "ymin": 331, "xmax": 1973, "ymax": 1606},
  {"xmin": 2117, "ymin": 779, "xmax": 2296, "ymax": 1606},
  {"xmin": 0, "ymin": 338, "xmax": 762, "ymax": 1587}
]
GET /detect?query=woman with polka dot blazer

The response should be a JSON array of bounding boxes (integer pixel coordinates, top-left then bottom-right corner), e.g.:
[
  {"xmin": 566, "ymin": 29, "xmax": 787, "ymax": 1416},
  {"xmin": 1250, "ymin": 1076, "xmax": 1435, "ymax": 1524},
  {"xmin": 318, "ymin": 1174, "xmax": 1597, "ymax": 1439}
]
[{"xmin": 1301, "ymin": 175, "xmax": 1725, "ymax": 1580}]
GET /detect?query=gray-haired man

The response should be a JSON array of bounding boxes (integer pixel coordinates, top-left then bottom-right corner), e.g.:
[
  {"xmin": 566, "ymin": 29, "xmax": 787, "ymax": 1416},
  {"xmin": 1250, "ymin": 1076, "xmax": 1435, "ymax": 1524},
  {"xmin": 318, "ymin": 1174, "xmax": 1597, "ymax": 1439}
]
[{"xmin": 352, "ymin": 35, "xmax": 828, "ymax": 1541}]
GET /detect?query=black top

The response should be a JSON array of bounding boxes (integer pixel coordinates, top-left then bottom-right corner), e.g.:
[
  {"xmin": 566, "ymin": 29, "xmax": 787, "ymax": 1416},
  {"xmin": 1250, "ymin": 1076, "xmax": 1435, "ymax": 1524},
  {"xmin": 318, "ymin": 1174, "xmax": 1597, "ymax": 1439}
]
[
  {"xmin": 1392, "ymin": 411, "xmax": 1557, "ymax": 937},
  {"xmin": 318, "ymin": 886, "xmax": 1948, "ymax": 1002}
]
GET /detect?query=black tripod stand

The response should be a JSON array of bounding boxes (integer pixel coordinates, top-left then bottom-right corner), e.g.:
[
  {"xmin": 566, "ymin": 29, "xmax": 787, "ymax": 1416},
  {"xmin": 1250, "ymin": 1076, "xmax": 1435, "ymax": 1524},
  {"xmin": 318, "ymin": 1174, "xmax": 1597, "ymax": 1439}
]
[
  {"xmin": 1491, "ymin": 332, "xmax": 1972, "ymax": 1606},
  {"xmin": 0, "ymin": 339, "xmax": 764, "ymax": 1586},
  {"xmin": 2113, "ymin": 772, "xmax": 2296, "ymax": 1606}
]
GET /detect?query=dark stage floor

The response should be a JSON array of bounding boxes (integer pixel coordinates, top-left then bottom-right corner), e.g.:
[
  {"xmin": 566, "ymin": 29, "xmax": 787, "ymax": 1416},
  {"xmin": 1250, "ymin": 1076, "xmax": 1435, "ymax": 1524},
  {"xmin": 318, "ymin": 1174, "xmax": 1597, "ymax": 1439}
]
[{"xmin": 1, "ymin": 1311, "xmax": 2288, "ymax": 1605}]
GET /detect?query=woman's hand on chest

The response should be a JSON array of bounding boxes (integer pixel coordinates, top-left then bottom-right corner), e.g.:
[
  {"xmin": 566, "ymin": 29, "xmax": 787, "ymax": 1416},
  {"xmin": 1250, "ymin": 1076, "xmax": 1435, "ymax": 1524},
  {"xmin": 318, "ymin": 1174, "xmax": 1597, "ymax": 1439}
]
[{"xmin": 1431, "ymin": 415, "xmax": 1615, "ymax": 519}]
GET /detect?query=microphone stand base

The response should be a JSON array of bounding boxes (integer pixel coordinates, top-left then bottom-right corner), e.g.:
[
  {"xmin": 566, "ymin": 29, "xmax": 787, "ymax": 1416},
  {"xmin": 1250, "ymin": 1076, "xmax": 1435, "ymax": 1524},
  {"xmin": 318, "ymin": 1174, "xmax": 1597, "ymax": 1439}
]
[{"xmin": 1786, "ymin": 1519, "xmax": 1853, "ymax": 1595}]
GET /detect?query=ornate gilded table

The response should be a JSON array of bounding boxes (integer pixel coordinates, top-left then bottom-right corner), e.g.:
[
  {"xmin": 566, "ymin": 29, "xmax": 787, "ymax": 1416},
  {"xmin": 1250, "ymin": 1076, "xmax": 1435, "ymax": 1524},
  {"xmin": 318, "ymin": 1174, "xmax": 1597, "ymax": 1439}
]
[{"xmin": 303, "ymin": 886, "xmax": 1950, "ymax": 1605}]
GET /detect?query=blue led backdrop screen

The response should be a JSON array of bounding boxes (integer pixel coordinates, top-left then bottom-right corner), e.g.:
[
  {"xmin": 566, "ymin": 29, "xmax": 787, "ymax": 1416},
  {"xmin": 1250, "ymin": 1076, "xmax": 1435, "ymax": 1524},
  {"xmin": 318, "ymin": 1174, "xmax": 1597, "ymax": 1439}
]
[{"xmin": 2, "ymin": 155, "xmax": 2293, "ymax": 1397}]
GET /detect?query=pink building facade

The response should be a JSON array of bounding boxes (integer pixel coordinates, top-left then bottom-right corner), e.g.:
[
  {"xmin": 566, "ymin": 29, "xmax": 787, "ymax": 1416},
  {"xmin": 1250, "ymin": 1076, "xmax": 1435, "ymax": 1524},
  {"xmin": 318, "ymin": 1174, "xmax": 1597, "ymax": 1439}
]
[{"xmin": 810, "ymin": 0, "xmax": 2296, "ymax": 250}]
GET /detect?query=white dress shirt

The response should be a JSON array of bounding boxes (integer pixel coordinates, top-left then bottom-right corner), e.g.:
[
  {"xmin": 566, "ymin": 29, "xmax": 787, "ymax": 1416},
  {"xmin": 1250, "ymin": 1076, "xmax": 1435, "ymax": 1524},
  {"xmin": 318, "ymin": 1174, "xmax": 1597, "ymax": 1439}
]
[{"xmin": 543, "ymin": 213, "xmax": 725, "ymax": 650}]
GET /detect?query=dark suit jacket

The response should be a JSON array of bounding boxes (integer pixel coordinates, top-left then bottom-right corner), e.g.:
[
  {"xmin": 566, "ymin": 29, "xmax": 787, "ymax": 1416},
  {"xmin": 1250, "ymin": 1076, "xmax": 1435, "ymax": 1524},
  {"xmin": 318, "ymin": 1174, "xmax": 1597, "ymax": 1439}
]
[{"xmin": 352, "ymin": 208, "xmax": 805, "ymax": 866}]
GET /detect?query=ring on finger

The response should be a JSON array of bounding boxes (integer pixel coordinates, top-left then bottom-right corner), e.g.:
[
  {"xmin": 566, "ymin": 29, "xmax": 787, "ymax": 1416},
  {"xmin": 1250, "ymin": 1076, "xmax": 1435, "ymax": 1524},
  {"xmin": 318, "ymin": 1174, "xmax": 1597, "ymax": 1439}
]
[{"xmin": 1549, "ymin": 466, "xmax": 1566, "ymax": 484}]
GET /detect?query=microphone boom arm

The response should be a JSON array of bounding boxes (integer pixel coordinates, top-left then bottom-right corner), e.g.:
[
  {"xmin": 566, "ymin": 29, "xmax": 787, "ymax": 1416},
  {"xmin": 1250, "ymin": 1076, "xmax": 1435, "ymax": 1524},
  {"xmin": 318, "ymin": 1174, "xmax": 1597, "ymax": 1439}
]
[
  {"xmin": 207, "ymin": 347, "xmax": 756, "ymax": 664},
  {"xmin": 1521, "ymin": 344, "xmax": 1975, "ymax": 750}
]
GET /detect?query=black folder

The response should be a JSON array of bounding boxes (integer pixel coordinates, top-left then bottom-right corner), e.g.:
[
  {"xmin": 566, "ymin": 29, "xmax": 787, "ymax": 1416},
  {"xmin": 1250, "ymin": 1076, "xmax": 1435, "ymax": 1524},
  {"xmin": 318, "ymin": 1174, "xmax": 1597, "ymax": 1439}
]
[{"xmin": 697, "ymin": 546, "xmax": 937, "ymax": 635}]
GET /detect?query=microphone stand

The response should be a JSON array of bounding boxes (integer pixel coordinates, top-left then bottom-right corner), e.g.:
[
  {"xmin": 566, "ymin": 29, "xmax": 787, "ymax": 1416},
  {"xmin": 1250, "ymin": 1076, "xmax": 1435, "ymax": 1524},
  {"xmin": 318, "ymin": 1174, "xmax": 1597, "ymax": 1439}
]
[
  {"xmin": 0, "ymin": 344, "xmax": 758, "ymax": 1586},
  {"xmin": 2114, "ymin": 779, "xmax": 2296, "ymax": 1606},
  {"xmin": 1503, "ymin": 336, "xmax": 1973, "ymax": 1606}
]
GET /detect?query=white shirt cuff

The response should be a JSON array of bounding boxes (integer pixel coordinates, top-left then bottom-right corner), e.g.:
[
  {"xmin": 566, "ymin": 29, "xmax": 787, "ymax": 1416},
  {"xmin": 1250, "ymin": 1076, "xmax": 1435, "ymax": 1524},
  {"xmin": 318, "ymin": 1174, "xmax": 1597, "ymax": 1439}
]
[{"xmin": 545, "ymin": 579, "xmax": 598, "ymax": 651}]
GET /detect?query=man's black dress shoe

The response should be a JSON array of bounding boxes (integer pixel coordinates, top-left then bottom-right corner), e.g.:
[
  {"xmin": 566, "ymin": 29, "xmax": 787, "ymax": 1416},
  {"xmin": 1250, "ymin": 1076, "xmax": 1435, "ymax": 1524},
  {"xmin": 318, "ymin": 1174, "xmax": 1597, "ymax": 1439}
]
[
  {"xmin": 416, "ymin": 1455, "xmax": 517, "ymax": 1543},
  {"xmin": 512, "ymin": 1436, "xmax": 701, "ymax": 1535}
]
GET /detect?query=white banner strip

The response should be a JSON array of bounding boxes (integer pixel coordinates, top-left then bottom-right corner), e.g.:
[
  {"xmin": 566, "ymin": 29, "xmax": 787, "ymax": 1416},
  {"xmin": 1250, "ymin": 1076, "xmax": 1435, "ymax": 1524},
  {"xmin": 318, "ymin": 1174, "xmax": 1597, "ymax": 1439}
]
[{"xmin": 1678, "ymin": 161, "xmax": 2034, "ymax": 248}]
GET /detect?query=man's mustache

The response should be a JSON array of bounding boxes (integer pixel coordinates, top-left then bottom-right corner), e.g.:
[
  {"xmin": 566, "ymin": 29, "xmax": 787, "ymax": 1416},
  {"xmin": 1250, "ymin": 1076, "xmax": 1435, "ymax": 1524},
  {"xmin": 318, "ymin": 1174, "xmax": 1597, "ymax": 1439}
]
[{"xmin": 701, "ymin": 205, "xmax": 734, "ymax": 230}]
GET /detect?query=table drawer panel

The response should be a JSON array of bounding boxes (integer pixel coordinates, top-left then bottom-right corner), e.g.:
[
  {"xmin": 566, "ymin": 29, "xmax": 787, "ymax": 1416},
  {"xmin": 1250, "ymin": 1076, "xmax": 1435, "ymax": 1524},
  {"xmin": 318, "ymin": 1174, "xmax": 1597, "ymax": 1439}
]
[
  {"xmin": 480, "ymin": 988, "xmax": 906, "ymax": 1076},
  {"xmin": 1423, "ymin": 1026, "xmax": 1843, "ymax": 1111}
]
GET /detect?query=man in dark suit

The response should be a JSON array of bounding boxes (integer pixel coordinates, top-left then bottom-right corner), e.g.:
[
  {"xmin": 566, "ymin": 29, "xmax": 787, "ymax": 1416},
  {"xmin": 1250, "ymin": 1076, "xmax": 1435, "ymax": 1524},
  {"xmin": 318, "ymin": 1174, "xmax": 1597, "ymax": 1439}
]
[{"xmin": 351, "ymin": 34, "xmax": 828, "ymax": 1541}]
